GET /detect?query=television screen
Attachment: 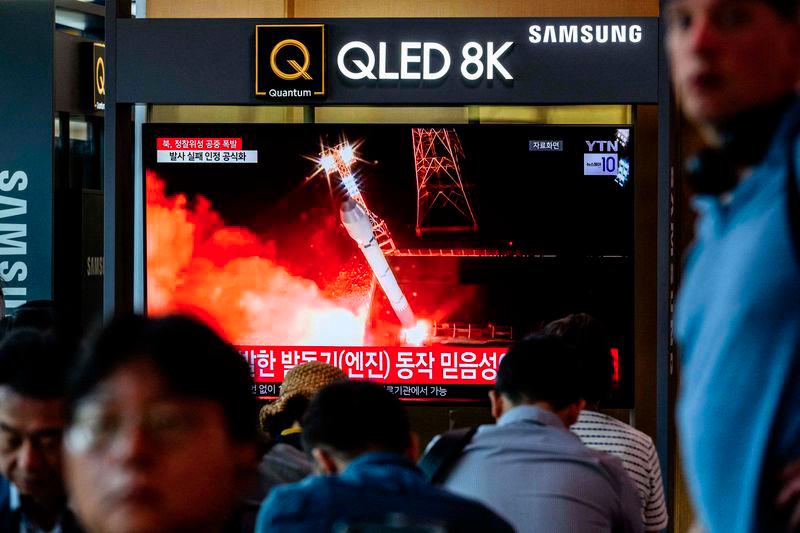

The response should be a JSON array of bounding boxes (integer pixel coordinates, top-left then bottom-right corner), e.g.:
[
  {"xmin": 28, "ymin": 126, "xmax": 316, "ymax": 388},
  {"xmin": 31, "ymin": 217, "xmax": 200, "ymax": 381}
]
[{"xmin": 144, "ymin": 123, "xmax": 634, "ymax": 405}]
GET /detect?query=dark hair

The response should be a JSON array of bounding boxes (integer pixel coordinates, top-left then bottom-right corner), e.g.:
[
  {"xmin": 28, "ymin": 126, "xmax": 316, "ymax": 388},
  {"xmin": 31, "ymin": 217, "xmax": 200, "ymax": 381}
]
[
  {"xmin": 11, "ymin": 300, "xmax": 57, "ymax": 332},
  {"xmin": 0, "ymin": 300, "xmax": 60, "ymax": 344},
  {"xmin": 68, "ymin": 314, "xmax": 258, "ymax": 443},
  {"xmin": 763, "ymin": 0, "xmax": 799, "ymax": 17},
  {"xmin": 0, "ymin": 328, "xmax": 72, "ymax": 399},
  {"xmin": 301, "ymin": 381, "xmax": 411, "ymax": 459},
  {"xmin": 543, "ymin": 313, "xmax": 612, "ymax": 406},
  {"xmin": 495, "ymin": 333, "xmax": 583, "ymax": 410}
]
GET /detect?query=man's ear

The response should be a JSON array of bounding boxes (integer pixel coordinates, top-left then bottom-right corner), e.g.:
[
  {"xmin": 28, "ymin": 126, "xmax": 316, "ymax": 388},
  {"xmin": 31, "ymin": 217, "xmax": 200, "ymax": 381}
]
[
  {"xmin": 563, "ymin": 399, "xmax": 586, "ymax": 428},
  {"xmin": 488, "ymin": 390, "xmax": 505, "ymax": 420},
  {"xmin": 232, "ymin": 442, "xmax": 259, "ymax": 496},
  {"xmin": 311, "ymin": 447, "xmax": 340, "ymax": 475}
]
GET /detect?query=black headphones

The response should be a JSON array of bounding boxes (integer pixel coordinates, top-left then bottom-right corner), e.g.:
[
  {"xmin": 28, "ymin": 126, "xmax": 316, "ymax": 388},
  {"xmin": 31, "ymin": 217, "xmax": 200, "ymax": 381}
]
[
  {"xmin": 685, "ymin": 94, "xmax": 798, "ymax": 196},
  {"xmin": 685, "ymin": 147, "xmax": 740, "ymax": 196}
]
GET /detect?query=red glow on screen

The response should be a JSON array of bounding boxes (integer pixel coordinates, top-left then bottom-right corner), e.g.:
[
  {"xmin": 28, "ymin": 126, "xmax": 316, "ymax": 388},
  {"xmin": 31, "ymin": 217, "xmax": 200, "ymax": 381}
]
[
  {"xmin": 146, "ymin": 171, "xmax": 369, "ymax": 345},
  {"xmin": 144, "ymin": 123, "xmax": 636, "ymax": 404}
]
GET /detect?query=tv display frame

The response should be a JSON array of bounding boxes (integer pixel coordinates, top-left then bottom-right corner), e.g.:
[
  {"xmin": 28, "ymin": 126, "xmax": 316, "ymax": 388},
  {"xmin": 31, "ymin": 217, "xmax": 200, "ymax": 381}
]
[{"xmin": 143, "ymin": 122, "xmax": 634, "ymax": 406}]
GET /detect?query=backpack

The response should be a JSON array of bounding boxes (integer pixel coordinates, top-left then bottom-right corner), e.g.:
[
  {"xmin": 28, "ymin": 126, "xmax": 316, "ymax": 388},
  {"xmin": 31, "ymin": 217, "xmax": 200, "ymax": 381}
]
[{"xmin": 417, "ymin": 426, "xmax": 477, "ymax": 485}]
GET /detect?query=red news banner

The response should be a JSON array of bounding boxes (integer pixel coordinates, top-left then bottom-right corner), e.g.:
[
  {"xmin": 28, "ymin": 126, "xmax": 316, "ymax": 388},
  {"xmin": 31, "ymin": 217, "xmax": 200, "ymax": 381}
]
[
  {"xmin": 157, "ymin": 137, "xmax": 242, "ymax": 150},
  {"xmin": 155, "ymin": 137, "xmax": 257, "ymax": 163},
  {"xmin": 238, "ymin": 345, "xmax": 508, "ymax": 399}
]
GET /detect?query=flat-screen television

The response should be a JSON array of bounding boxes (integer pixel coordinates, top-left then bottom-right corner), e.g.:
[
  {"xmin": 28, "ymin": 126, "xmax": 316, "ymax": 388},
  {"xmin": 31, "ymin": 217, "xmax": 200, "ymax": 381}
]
[{"xmin": 143, "ymin": 123, "xmax": 634, "ymax": 405}]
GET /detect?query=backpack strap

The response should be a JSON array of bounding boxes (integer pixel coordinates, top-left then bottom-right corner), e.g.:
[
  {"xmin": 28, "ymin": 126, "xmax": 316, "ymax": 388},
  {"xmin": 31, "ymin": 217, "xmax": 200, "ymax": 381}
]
[{"xmin": 417, "ymin": 426, "xmax": 478, "ymax": 485}]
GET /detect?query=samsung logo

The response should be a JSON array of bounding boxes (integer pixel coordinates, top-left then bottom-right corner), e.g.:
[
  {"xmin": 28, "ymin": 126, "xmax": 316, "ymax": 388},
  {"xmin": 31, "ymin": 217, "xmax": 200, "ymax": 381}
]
[
  {"xmin": 529, "ymin": 24, "xmax": 642, "ymax": 44},
  {"xmin": 0, "ymin": 170, "xmax": 28, "ymax": 309}
]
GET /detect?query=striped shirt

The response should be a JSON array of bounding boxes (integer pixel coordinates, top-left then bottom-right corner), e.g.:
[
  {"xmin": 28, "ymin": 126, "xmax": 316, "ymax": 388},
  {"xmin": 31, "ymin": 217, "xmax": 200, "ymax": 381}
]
[{"xmin": 571, "ymin": 410, "xmax": 668, "ymax": 531}]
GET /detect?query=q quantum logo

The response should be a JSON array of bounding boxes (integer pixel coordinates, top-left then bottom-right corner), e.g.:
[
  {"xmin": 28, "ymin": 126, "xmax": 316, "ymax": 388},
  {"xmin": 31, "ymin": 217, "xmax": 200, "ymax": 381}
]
[
  {"xmin": 93, "ymin": 42, "xmax": 106, "ymax": 111},
  {"xmin": 255, "ymin": 24, "xmax": 325, "ymax": 98}
]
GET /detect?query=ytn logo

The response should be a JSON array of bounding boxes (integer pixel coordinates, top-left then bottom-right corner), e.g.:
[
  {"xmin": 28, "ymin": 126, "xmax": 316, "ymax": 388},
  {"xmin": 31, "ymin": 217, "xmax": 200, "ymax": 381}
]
[{"xmin": 585, "ymin": 140, "xmax": 619, "ymax": 152}]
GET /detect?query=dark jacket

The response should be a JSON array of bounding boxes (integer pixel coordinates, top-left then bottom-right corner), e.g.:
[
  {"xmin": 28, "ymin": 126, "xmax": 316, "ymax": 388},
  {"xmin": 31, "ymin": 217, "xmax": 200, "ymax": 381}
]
[
  {"xmin": 255, "ymin": 452, "xmax": 513, "ymax": 533},
  {"xmin": 0, "ymin": 476, "xmax": 84, "ymax": 533}
]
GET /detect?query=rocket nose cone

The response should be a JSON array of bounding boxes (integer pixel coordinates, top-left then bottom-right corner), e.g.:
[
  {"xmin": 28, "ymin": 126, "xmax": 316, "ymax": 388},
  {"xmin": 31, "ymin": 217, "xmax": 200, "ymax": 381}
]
[
  {"xmin": 340, "ymin": 199, "xmax": 364, "ymax": 224},
  {"xmin": 339, "ymin": 199, "xmax": 374, "ymax": 246},
  {"xmin": 340, "ymin": 198, "xmax": 357, "ymax": 213}
]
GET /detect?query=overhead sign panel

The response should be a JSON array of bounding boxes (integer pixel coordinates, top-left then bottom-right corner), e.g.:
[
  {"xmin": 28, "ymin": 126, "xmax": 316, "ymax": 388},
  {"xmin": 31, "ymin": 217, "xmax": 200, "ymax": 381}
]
[
  {"xmin": 322, "ymin": 19, "xmax": 656, "ymax": 104},
  {"xmin": 117, "ymin": 17, "xmax": 658, "ymax": 105}
]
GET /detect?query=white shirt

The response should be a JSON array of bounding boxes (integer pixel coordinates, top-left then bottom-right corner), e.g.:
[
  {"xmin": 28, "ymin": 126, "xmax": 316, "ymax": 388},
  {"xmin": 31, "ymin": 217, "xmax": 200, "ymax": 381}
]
[{"xmin": 571, "ymin": 410, "xmax": 668, "ymax": 531}]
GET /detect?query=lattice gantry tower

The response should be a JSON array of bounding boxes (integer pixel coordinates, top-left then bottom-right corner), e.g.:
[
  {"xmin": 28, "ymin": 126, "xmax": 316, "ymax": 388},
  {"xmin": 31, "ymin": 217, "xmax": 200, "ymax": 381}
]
[{"xmin": 412, "ymin": 128, "xmax": 478, "ymax": 237}]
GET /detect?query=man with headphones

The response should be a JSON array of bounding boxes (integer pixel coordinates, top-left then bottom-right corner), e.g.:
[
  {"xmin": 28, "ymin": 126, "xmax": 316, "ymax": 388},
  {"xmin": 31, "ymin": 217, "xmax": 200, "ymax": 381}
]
[{"xmin": 667, "ymin": 0, "xmax": 800, "ymax": 531}]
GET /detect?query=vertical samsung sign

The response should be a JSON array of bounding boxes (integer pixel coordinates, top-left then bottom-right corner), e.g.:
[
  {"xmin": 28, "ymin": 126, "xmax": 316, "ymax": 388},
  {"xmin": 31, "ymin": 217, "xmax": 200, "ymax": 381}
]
[{"xmin": 0, "ymin": 1, "xmax": 54, "ymax": 309}]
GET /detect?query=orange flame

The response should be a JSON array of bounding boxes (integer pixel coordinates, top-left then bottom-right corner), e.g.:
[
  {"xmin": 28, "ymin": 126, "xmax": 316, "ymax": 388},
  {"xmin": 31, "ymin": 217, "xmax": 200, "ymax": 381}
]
[
  {"xmin": 146, "ymin": 171, "xmax": 368, "ymax": 345},
  {"xmin": 400, "ymin": 319, "xmax": 432, "ymax": 346}
]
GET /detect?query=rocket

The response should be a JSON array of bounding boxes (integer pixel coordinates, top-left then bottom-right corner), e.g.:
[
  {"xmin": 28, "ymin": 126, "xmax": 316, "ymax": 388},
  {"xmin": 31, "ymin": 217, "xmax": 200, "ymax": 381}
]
[{"xmin": 340, "ymin": 199, "xmax": 416, "ymax": 329}]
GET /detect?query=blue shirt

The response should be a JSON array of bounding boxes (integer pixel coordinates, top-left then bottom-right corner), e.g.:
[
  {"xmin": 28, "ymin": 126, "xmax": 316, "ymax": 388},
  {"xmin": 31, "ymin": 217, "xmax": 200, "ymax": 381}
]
[
  {"xmin": 442, "ymin": 405, "xmax": 643, "ymax": 533},
  {"xmin": 675, "ymin": 99, "xmax": 800, "ymax": 533},
  {"xmin": 255, "ymin": 452, "xmax": 513, "ymax": 533}
]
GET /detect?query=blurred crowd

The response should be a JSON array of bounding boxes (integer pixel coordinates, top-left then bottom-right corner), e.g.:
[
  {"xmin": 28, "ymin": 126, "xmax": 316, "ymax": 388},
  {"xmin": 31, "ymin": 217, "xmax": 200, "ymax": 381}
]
[{"xmin": 0, "ymin": 306, "xmax": 661, "ymax": 533}]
